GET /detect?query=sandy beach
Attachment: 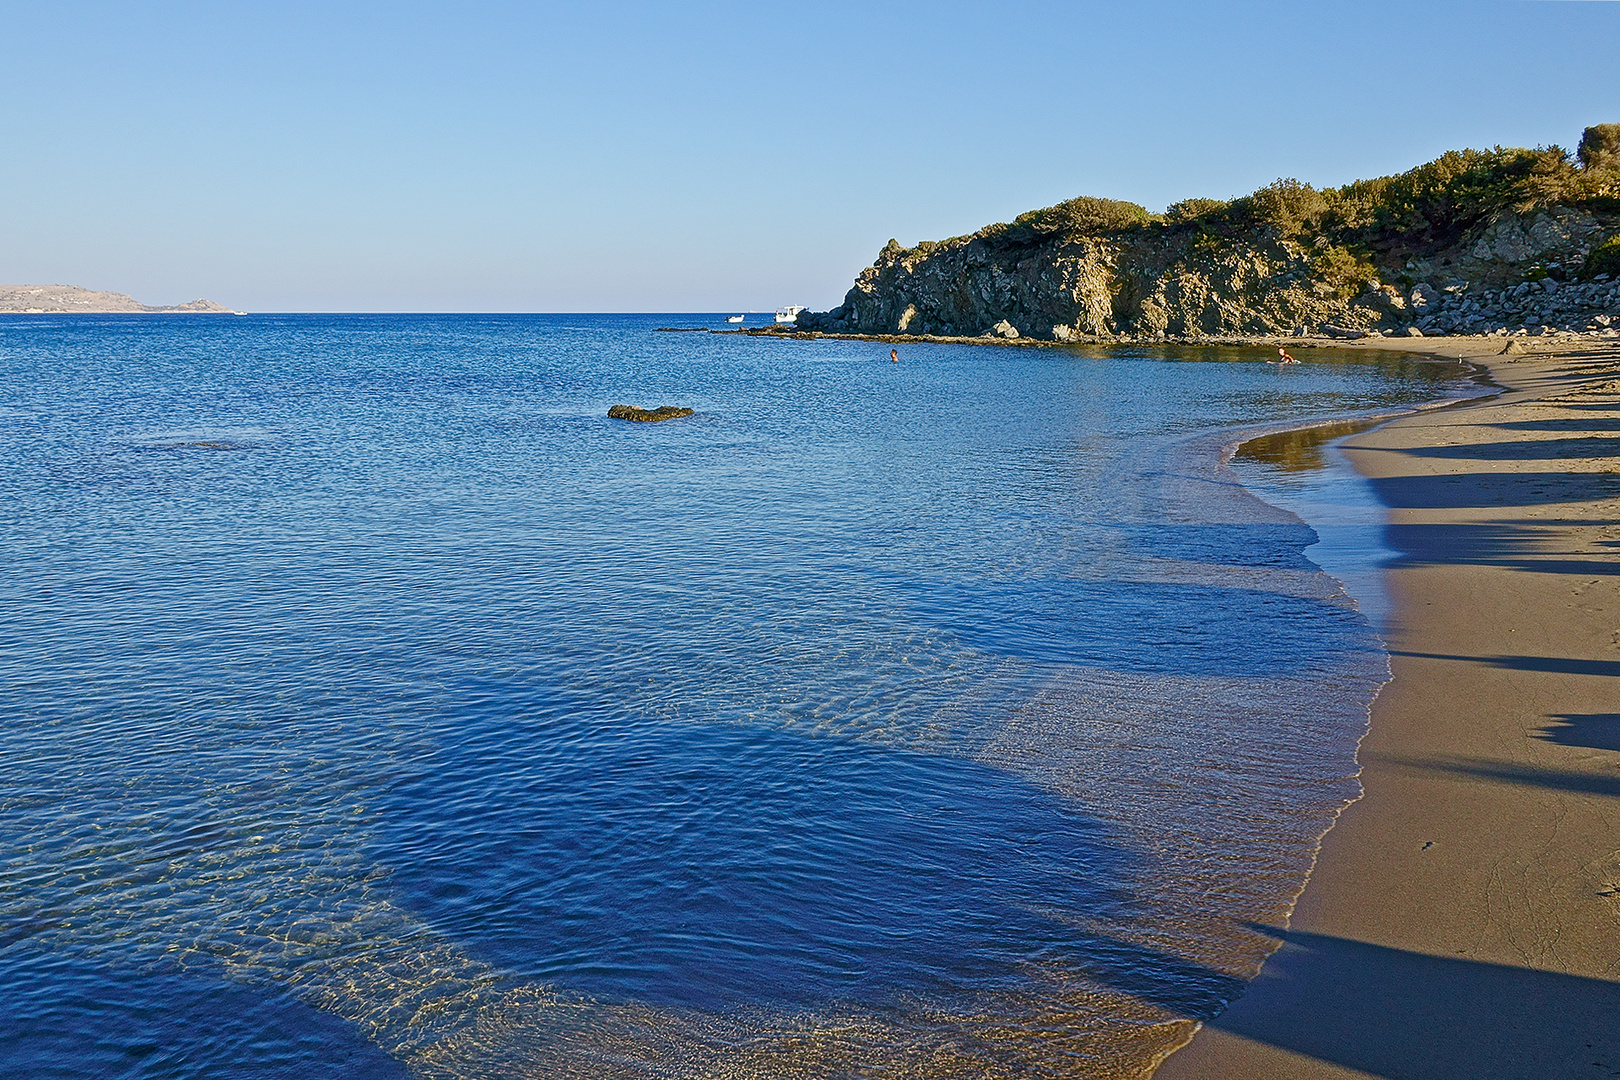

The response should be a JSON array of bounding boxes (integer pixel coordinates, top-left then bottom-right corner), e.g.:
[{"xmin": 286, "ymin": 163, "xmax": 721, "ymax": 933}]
[{"xmin": 1156, "ymin": 336, "xmax": 1620, "ymax": 1079}]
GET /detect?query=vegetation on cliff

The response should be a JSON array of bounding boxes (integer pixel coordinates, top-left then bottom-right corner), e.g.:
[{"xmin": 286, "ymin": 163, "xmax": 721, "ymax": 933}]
[
  {"xmin": 1179, "ymin": 132, "xmax": 1618, "ymax": 262},
  {"xmin": 799, "ymin": 125, "xmax": 1620, "ymax": 341}
]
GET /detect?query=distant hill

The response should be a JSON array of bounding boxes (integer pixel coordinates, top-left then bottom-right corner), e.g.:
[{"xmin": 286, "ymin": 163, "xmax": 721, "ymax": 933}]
[
  {"xmin": 797, "ymin": 124, "xmax": 1620, "ymax": 341},
  {"xmin": 0, "ymin": 284, "xmax": 235, "ymax": 314}
]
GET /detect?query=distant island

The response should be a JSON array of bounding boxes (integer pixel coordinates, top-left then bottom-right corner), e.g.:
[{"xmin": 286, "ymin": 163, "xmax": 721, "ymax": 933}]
[
  {"xmin": 0, "ymin": 284, "xmax": 235, "ymax": 314},
  {"xmin": 792, "ymin": 124, "xmax": 1620, "ymax": 342}
]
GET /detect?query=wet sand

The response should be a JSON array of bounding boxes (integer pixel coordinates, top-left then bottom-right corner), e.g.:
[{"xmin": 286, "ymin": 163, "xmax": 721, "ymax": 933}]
[{"xmin": 1154, "ymin": 337, "xmax": 1620, "ymax": 1078}]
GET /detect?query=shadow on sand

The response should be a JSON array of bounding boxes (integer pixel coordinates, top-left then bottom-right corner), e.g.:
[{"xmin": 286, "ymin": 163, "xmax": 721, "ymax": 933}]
[
  {"xmin": 1392, "ymin": 436, "xmax": 1620, "ymax": 461},
  {"xmin": 1389, "ymin": 649, "xmax": 1620, "ymax": 679},
  {"xmin": 1535, "ymin": 713, "xmax": 1620, "ymax": 753},
  {"xmin": 1159, "ymin": 735, "xmax": 1620, "ymax": 1076},
  {"xmin": 1362, "ymin": 469, "xmax": 1620, "ymax": 510},
  {"xmin": 1371, "ymin": 752, "xmax": 1620, "ymax": 801},
  {"xmin": 1380, "ymin": 520, "xmax": 1620, "ymax": 576},
  {"xmin": 1491, "ymin": 416, "xmax": 1620, "ymax": 432},
  {"xmin": 1349, "ymin": 381, "xmax": 1620, "ymax": 575},
  {"xmin": 1194, "ymin": 926, "xmax": 1620, "ymax": 1080}
]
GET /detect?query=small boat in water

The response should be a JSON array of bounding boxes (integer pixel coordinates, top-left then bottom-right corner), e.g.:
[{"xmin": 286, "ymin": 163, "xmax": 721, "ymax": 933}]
[
  {"xmin": 726, "ymin": 315, "xmax": 745, "ymax": 323},
  {"xmin": 775, "ymin": 306, "xmax": 806, "ymax": 324}
]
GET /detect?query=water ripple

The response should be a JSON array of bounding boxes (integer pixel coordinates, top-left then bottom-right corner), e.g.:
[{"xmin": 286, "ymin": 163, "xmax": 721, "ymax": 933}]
[{"xmin": 0, "ymin": 315, "xmax": 1470, "ymax": 1078}]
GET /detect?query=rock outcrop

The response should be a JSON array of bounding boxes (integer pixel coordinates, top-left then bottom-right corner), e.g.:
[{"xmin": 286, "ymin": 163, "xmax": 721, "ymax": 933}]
[
  {"xmin": 797, "ymin": 133, "xmax": 1620, "ymax": 342},
  {"xmin": 798, "ymin": 207, "xmax": 1619, "ymax": 342},
  {"xmin": 608, "ymin": 404, "xmax": 694, "ymax": 422}
]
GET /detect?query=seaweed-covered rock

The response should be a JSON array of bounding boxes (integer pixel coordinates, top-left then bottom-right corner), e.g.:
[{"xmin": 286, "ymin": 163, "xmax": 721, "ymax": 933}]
[{"xmin": 607, "ymin": 404, "xmax": 694, "ymax": 422}]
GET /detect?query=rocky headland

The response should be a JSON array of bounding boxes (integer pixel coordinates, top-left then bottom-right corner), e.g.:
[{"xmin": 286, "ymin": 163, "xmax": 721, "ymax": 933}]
[
  {"xmin": 0, "ymin": 284, "xmax": 234, "ymax": 314},
  {"xmin": 792, "ymin": 125, "xmax": 1620, "ymax": 345}
]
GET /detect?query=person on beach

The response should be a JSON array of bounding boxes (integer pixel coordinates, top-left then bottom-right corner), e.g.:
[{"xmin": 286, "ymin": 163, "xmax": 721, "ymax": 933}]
[
  {"xmin": 1274, "ymin": 347, "xmax": 1299, "ymax": 365},
  {"xmin": 890, "ymin": 348, "xmax": 899, "ymax": 363}
]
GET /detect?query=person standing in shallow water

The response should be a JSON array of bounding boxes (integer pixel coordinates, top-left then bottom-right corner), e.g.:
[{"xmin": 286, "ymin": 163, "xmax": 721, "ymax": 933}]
[{"xmin": 890, "ymin": 348, "xmax": 898, "ymax": 363}]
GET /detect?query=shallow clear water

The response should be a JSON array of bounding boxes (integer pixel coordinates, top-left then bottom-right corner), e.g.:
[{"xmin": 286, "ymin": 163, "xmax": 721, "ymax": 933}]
[{"xmin": 0, "ymin": 315, "xmax": 1472, "ymax": 1078}]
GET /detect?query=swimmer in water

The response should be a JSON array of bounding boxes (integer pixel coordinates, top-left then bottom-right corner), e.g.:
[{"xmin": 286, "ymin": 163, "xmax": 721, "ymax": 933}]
[
  {"xmin": 890, "ymin": 348, "xmax": 899, "ymax": 363},
  {"xmin": 1275, "ymin": 347, "xmax": 1299, "ymax": 365}
]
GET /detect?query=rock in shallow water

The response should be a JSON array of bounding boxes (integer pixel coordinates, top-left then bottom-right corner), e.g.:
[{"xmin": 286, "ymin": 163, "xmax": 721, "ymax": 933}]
[{"xmin": 608, "ymin": 404, "xmax": 694, "ymax": 422}]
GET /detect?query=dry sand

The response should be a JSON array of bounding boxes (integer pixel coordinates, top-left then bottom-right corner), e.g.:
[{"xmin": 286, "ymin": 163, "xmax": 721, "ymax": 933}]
[{"xmin": 1155, "ymin": 337, "xmax": 1620, "ymax": 1079}]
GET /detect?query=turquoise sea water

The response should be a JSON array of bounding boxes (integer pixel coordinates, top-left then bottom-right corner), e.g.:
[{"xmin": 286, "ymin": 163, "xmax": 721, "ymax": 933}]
[{"xmin": 0, "ymin": 315, "xmax": 1474, "ymax": 1078}]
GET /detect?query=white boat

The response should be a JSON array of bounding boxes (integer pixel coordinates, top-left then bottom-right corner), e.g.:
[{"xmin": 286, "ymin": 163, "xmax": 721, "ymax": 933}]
[
  {"xmin": 775, "ymin": 306, "xmax": 806, "ymax": 324},
  {"xmin": 726, "ymin": 315, "xmax": 745, "ymax": 323}
]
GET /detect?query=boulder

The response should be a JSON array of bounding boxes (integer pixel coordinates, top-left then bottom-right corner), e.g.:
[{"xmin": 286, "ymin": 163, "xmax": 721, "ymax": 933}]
[
  {"xmin": 991, "ymin": 319, "xmax": 1020, "ymax": 339},
  {"xmin": 608, "ymin": 404, "xmax": 694, "ymax": 422}
]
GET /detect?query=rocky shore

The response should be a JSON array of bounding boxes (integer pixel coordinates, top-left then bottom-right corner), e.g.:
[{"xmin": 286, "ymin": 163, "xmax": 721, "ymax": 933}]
[{"xmin": 1411, "ymin": 270, "xmax": 1616, "ymax": 337}]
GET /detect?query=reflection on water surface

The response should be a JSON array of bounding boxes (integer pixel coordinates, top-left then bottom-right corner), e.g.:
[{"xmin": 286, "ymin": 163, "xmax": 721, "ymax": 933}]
[{"xmin": 1235, "ymin": 418, "xmax": 1380, "ymax": 473}]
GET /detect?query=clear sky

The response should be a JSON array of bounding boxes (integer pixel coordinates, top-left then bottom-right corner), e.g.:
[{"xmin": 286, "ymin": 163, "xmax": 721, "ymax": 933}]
[{"xmin": 2, "ymin": 1, "xmax": 1617, "ymax": 312}]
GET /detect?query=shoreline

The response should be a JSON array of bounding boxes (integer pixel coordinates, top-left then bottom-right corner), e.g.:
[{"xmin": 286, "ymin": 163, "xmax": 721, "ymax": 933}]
[
  {"xmin": 1155, "ymin": 335, "xmax": 1620, "ymax": 1078},
  {"xmin": 671, "ymin": 324, "xmax": 1620, "ymax": 354}
]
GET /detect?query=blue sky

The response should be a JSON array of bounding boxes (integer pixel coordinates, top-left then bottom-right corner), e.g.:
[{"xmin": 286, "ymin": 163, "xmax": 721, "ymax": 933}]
[{"xmin": 2, "ymin": 1, "xmax": 1616, "ymax": 311}]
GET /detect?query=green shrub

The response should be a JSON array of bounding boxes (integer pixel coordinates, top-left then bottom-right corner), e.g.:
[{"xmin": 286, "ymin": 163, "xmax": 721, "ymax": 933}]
[
  {"xmin": 1326, "ymin": 146, "xmax": 1584, "ymax": 242},
  {"xmin": 939, "ymin": 125, "xmax": 1620, "ymax": 267},
  {"xmin": 1312, "ymin": 245, "xmax": 1379, "ymax": 298},
  {"xmin": 1578, "ymin": 124, "xmax": 1620, "ymax": 171},
  {"xmin": 1010, "ymin": 196, "xmax": 1154, "ymax": 236},
  {"xmin": 1165, "ymin": 197, "xmax": 1228, "ymax": 224},
  {"xmin": 1584, "ymin": 233, "xmax": 1620, "ymax": 278},
  {"xmin": 1246, "ymin": 179, "xmax": 1329, "ymax": 237}
]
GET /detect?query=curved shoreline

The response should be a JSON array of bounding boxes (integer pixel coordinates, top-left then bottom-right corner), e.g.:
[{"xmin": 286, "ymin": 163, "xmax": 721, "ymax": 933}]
[
  {"xmin": 1155, "ymin": 336, "xmax": 1620, "ymax": 1078},
  {"xmin": 1129, "ymin": 388, "xmax": 1492, "ymax": 1075},
  {"xmin": 1129, "ymin": 385, "xmax": 1490, "ymax": 1074}
]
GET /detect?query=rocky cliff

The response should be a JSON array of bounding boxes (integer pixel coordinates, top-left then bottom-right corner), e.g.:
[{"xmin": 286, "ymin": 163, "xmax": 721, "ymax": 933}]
[
  {"xmin": 0, "ymin": 284, "xmax": 234, "ymax": 314},
  {"xmin": 797, "ymin": 128, "xmax": 1620, "ymax": 342}
]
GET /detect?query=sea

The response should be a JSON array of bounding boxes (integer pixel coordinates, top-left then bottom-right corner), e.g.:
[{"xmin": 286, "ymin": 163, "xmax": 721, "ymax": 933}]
[{"xmin": 0, "ymin": 314, "xmax": 1480, "ymax": 1079}]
